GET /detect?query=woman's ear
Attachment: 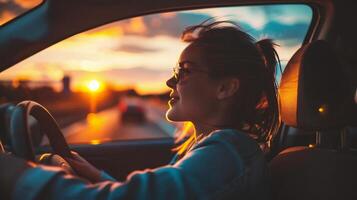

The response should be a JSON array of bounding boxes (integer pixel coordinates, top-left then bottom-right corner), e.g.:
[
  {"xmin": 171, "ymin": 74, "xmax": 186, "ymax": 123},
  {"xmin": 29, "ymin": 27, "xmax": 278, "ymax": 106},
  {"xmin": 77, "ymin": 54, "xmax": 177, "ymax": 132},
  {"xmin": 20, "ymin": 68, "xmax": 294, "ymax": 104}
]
[{"xmin": 216, "ymin": 78, "xmax": 240, "ymax": 100}]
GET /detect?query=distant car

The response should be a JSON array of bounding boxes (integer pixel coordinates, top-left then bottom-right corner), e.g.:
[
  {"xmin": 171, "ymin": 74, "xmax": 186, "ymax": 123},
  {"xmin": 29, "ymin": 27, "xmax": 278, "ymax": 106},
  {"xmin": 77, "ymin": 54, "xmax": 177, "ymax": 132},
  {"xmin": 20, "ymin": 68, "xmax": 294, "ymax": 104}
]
[{"xmin": 118, "ymin": 100, "xmax": 146, "ymax": 124}]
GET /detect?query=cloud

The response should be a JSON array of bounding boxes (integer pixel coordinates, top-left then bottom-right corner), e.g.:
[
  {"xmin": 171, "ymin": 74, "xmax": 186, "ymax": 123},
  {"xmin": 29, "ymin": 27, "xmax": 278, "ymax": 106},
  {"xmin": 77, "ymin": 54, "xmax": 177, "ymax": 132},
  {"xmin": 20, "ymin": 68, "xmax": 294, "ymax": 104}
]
[
  {"xmin": 99, "ymin": 5, "xmax": 312, "ymax": 49},
  {"xmin": 0, "ymin": 1, "xmax": 21, "ymax": 25},
  {"xmin": 189, "ymin": 4, "xmax": 312, "ymax": 30},
  {"xmin": 104, "ymin": 67, "xmax": 171, "ymax": 83},
  {"xmin": 55, "ymin": 5, "xmax": 311, "ymax": 51},
  {"xmin": 124, "ymin": 17, "xmax": 148, "ymax": 34},
  {"xmin": 231, "ymin": 19, "xmax": 309, "ymax": 49},
  {"xmin": 257, "ymin": 21, "xmax": 309, "ymax": 46},
  {"xmin": 84, "ymin": 26, "xmax": 124, "ymax": 38},
  {"xmin": 192, "ymin": 6, "xmax": 268, "ymax": 30},
  {"xmin": 0, "ymin": 10, "xmax": 16, "ymax": 25},
  {"xmin": 263, "ymin": 5, "xmax": 312, "ymax": 25},
  {"xmin": 113, "ymin": 43, "xmax": 160, "ymax": 53},
  {"xmin": 0, "ymin": 0, "xmax": 24, "ymax": 13},
  {"xmin": 0, "ymin": 0, "xmax": 41, "ymax": 25},
  {"xmin": 14, "ymin": 0, "xmax": 41, "ymax": 9},
  {"xmin": 99, "ymin": 12, "xmax": 210, "ymax": 39}
]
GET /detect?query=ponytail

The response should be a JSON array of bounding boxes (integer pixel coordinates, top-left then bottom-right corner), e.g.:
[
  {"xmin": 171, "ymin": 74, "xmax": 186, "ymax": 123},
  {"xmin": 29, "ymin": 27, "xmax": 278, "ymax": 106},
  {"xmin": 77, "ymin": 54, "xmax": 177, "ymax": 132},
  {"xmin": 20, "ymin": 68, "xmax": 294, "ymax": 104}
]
[
  {"xmin": 256, "ymin": 39, "xmax": 281, "ymax": 79},
  {"xmin": 254, "ymin": 39, "xmax": 281, "ymax": 145}
]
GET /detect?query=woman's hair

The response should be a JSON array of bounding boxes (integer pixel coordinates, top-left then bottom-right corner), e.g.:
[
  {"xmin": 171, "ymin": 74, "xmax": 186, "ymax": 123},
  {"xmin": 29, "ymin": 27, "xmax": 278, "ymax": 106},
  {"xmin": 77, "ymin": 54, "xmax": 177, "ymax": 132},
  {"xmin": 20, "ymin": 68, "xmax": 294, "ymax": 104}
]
[{"xmin": 175, "ymin": 19, "xmax": 281, "ymax": 155}]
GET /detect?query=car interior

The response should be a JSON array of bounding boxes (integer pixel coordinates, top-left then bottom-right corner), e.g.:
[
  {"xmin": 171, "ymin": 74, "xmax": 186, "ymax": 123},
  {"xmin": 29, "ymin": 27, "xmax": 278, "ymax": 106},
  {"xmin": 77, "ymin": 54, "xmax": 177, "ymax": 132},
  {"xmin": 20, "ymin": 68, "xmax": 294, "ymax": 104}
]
[{"xmin": 0, "ymin": 0, "xmax": 356, "ymax": 199}]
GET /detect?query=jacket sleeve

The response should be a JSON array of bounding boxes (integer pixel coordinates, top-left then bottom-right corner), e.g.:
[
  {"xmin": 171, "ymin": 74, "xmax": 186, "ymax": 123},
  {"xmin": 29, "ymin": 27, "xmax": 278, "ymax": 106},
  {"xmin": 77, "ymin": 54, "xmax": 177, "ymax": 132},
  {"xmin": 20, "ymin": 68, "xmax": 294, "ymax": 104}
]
[
  {"xmin": 100, "ymin": 170, "xmax": 117, "ymax": 182},
  {"xmin": 13, "ymin": 136, "xmax": 245, "ymax": 200}
]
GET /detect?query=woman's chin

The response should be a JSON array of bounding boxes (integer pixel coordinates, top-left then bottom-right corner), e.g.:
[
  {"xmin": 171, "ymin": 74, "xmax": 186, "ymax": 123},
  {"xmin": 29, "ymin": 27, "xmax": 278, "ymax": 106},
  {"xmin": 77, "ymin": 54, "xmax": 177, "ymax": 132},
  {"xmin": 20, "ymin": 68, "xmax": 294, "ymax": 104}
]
[
  {"xmin": 165, "ymin": 110, "xmax": 177, "ymax": 122},
  {"xmin": 165, "ymin": 109, "xmax": 184, "ymax": 122}
]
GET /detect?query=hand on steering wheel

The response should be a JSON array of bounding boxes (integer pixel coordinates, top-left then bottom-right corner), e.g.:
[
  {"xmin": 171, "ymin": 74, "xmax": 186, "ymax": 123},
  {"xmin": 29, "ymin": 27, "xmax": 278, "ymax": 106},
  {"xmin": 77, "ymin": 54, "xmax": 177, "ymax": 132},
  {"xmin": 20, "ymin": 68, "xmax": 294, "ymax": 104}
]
[{"xmin": 9, "ymin": 101, "xmax": 75, "ymax": 174}]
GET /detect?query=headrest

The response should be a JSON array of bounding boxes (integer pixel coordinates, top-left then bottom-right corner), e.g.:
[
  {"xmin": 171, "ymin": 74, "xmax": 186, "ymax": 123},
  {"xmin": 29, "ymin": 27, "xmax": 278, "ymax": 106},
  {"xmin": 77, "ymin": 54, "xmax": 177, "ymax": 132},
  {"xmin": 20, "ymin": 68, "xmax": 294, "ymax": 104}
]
[{"xmin": 279, "ymin": 40, "xmax": 355, "ymax": 130}]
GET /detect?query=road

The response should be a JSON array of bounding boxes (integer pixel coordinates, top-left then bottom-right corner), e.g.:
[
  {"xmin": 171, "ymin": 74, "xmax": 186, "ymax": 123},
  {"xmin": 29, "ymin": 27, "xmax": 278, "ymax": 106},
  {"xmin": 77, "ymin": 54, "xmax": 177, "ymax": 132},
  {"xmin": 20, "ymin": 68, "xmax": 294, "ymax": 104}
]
[{"xmin": 61, "ymin": 99, "xmax": 178, "ymax": 144}]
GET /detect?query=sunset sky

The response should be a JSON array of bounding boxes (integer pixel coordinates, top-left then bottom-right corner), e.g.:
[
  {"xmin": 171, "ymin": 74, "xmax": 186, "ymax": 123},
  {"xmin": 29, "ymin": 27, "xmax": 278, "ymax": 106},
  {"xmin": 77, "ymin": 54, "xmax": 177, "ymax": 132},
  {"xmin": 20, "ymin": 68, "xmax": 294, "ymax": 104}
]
[
  {"xmin": 0, "ymin": 2, "xmax": 312, "ymax": 94},
  {"xmin": 0, "ymin": 0, "xmax": 42, "ymax": 25}
]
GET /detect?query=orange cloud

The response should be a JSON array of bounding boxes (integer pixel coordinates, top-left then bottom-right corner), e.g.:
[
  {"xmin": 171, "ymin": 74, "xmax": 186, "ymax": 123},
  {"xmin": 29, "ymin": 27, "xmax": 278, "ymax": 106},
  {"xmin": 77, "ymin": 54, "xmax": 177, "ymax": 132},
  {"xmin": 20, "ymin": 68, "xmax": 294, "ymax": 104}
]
[
  {"xmin": 47, "ymin": 25, "xmax": 124, "ymax": 51},
  {"xmin": 0, "ymin": 10, "xmax": 16, "ymax": 25},
  {"xmin": 14, "ymin": 0, "xmax": 42, "ymax": 9},
  {"xmin": 135, "ymin": 82, "xmax": 169, "ymax": 95},
  {"xmin": 161, "ymin": 12, "xmax": 176, "ymax": 19},
  {"xmin": 128, "ymin": 17, "xmax": 147, "ymax": 34},
  {"xmin": 85, "ymin": 26, "xmax": 124, "ymax": 38}
]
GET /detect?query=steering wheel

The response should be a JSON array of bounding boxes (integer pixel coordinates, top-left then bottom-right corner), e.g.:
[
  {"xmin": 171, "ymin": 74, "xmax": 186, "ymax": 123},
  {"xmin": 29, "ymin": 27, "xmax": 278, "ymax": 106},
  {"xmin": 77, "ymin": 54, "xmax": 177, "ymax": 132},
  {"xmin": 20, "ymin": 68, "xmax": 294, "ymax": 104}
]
[{"xmin": 9, "ymin": 101, "xmax": 74, "ymax": 172}]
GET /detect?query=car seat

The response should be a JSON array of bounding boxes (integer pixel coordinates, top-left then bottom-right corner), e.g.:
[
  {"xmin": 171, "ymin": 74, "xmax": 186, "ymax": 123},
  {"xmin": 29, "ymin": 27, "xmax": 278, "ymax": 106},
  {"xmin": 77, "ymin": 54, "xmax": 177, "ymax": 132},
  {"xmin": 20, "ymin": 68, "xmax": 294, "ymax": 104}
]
[{"xmin": 269, "ymin": 40, "xmax": 357, "ymax": 200}]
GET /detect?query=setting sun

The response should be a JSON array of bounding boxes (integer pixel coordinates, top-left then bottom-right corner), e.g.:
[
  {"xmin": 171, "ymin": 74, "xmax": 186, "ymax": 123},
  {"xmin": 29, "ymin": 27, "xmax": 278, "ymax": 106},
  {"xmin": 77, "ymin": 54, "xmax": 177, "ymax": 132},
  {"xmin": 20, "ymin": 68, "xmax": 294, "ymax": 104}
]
[{"xmin": 87, "ymin": 80, "xmax": 101, "ymax": 92}]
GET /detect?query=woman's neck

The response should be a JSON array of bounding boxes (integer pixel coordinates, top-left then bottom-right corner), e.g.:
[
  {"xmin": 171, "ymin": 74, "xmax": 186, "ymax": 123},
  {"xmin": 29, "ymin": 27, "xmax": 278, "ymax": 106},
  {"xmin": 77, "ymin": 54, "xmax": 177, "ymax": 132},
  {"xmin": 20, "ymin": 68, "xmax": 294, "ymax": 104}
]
[
  {"xmin": 193, "ymin": 120, "xmax": 240, "ymax": 137},
  {"xmin": 193, "ymin": 105, "xmax": 241, "ymax": 136},
  {"xmin": 193, "ymin": 123, "xmax": 220, "ymax": 136}
]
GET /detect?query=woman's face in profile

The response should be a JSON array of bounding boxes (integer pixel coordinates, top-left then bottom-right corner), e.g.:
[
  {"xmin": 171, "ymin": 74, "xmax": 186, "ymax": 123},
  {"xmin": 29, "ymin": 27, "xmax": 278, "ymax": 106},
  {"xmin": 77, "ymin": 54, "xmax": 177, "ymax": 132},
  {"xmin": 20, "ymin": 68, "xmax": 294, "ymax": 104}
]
[{"xmin": 166, "ymin": 43, "xmax": 221, "ymax": 123}]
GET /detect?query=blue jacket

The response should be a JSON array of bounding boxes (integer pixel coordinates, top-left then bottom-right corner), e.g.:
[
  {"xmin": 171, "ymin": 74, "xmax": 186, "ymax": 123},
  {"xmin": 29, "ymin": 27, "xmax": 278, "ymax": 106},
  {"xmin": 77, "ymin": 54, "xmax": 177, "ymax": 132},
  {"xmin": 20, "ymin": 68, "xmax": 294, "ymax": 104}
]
[{"xmin": 13, "ymin": 129, "xmax": 271, "ymax": 200}]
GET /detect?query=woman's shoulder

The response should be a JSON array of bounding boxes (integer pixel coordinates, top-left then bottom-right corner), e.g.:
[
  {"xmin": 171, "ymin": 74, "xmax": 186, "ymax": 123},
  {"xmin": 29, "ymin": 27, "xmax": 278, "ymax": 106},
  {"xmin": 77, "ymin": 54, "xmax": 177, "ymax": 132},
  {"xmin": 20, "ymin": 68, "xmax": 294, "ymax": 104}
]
[{"xmin": 194, "ymin": 129, "xmax": 263, "ymax": 159}]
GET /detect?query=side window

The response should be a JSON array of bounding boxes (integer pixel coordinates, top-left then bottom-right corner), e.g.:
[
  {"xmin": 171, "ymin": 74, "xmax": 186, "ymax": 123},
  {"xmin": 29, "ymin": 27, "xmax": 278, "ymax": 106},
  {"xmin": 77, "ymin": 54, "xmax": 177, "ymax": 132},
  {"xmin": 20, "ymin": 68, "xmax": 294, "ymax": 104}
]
[{"xmin": 0, "ymin": 5, "xmax": 312, "ymax": 145}]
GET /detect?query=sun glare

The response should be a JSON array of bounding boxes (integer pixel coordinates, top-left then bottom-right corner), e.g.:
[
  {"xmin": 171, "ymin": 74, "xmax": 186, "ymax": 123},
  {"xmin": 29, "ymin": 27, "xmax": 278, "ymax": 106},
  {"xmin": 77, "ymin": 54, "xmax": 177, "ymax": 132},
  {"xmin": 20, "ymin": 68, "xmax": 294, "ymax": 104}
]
[{"xmin": 87, "ymin": 80, "xmax": 100, "ymax": 92}]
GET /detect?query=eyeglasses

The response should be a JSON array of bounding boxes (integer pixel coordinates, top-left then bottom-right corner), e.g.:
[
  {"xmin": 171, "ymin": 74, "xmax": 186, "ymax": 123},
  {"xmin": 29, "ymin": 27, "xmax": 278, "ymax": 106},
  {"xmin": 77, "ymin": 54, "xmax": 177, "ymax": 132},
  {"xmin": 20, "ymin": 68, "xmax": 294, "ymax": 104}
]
[{"xmin": 173, "ymin": 61, "xmax": 209, "ymax": 82}]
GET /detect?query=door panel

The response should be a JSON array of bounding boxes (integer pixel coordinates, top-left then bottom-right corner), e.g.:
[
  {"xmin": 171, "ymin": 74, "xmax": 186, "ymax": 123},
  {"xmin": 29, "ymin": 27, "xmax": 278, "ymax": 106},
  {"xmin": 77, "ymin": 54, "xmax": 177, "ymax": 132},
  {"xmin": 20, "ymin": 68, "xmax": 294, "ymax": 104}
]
[{"xmin": 38, "ymin": 138, "xmax": 175, "ymax": 181}]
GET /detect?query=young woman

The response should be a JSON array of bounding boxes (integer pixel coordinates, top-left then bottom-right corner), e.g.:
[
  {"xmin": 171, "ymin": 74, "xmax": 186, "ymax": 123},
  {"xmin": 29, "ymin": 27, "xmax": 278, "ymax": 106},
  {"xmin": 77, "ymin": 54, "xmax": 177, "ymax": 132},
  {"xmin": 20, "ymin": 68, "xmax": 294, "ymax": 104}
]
[{"xmin": 0, "ymin": 20, "xmax": 280, "ymax": 200}]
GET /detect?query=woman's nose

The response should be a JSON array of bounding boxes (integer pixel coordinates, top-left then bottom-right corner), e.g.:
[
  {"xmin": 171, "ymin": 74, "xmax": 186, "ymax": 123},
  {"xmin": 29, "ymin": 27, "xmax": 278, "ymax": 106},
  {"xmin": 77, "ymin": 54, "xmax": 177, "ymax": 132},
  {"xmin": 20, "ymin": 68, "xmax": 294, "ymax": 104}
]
[{"xmin": 166, "ymin": 76, "xmax": 177, "ymax": 89}]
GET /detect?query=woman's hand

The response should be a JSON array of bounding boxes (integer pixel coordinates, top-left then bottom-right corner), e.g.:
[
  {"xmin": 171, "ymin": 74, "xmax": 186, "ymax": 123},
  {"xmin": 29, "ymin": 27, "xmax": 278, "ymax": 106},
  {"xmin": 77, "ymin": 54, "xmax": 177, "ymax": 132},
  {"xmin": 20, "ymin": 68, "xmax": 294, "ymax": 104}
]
[{"xmin": 66, "ymin": 151, "xmax": 102, "ymax": 183}]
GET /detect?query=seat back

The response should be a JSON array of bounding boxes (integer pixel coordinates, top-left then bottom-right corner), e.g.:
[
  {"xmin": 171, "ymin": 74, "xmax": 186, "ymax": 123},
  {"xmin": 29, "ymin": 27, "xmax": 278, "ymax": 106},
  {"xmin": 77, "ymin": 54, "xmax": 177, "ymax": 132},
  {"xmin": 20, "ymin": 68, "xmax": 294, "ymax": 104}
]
[{"xmin": 270, "ymin": 40, "xmax": 357, "ymax": 200}]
